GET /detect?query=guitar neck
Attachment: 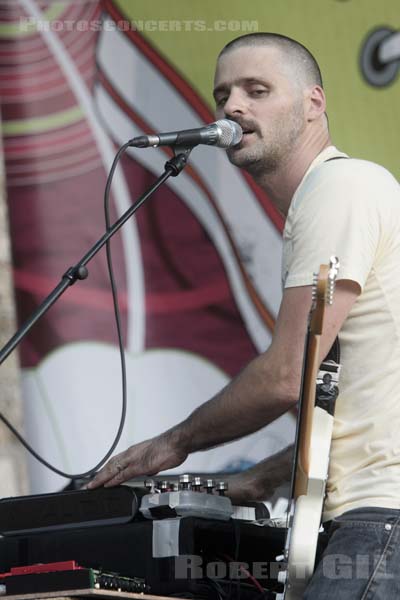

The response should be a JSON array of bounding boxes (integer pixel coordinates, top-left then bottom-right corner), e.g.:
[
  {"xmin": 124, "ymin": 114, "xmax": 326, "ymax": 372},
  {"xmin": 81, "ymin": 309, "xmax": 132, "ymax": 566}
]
[{"xmin": 294, "ymin": 331, "xmax": 321, "ymax": 497}]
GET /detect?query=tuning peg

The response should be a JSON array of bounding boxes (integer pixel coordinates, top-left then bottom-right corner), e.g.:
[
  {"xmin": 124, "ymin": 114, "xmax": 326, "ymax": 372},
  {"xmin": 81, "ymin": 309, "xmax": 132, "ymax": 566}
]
[
  {"xmin": 312, "ymin": 273, "xmax": 318, "ymax": 303},
  {"xmin": 327, "ymin": 256, "xmax": 340, "ymax": 304},
  {"xmin": 329, "ymin": 255, "xmax": 340, "ymax": 270}
]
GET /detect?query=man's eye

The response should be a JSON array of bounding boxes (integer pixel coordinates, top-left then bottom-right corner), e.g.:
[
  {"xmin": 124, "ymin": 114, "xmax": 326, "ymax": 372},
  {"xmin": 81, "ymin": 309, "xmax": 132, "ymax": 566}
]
[
  {"xmin": 215, "ymin": 97, "xmax": 227, "ymax": 107},
  {"xmin": 249, "ymin": 88, "xmax": 267, "ymax": 96}
]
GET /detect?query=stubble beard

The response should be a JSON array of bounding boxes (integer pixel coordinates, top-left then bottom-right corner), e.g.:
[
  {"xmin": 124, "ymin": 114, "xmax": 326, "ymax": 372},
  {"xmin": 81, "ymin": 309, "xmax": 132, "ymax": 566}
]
[
  {"xmin": 227, "ymin": 102, "xmax": 307, "ymax": 178},
  {"xmin": 226, "ymin": 141, "xmax": 279, "ymax": 177}
]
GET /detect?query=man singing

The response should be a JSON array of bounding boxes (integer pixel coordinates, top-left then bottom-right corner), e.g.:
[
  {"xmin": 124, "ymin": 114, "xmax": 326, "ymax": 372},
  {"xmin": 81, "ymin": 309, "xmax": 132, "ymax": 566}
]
[{"xmin": 89, "ymin": 33, "xmax": 400, "ymax": 598}]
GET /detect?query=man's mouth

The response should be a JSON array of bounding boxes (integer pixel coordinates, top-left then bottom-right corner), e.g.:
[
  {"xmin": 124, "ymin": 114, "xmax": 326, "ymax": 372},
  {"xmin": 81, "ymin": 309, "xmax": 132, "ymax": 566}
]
[
  {"xmin": 237, "ymin": 129, "xmax": 256, "ymax": 144},
  {"xmin": 228, "ymin": 123, "xmax": 257, "ymax": 149}
]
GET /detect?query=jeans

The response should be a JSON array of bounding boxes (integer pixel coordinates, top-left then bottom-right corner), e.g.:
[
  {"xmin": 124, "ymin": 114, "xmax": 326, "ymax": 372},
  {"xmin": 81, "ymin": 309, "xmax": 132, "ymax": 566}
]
[{"xmin": 303, "ymin": 507, "xmax": 400, "ymax": 599}]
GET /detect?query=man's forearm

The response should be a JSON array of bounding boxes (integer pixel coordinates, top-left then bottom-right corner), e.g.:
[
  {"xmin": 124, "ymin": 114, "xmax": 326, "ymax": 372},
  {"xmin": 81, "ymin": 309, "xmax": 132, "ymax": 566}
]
[
  {"xmin": 88, "ymin": 300, "xmax": 303, "ymax": 489},
  {"xmin": 174, "ymin": 349, "xmax": 299, "ymax": 455}
]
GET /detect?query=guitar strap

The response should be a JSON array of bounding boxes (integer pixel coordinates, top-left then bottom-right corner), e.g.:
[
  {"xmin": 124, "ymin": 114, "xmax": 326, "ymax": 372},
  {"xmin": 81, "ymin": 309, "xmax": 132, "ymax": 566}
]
[
  {"xmin": 314, "ymin": 154, "xmax": 349, "ymax": 414},
  {"xmin": 324, "ymin": 337, "xmax": 340, "ymax": 363},
  {"xmin": 317, "ymin": 341, "xmax": 341, "ymax": 416}
]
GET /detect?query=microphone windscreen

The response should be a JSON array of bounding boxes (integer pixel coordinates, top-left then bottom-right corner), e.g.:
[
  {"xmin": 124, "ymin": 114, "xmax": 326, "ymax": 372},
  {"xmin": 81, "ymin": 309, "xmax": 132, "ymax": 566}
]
[{"xmin": 215, "ymin": 119, "xmax": 243, "ymax": 148}]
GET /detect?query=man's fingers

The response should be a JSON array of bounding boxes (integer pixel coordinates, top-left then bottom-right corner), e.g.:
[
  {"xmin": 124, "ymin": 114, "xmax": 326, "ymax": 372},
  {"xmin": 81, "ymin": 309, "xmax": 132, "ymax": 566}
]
[
  {"xmin": 86, "ymin": 437, "xmax": 176, "ymax": 490},
  {"xmin": 103, "ymin": 472, "xmax": 125, "ymax": 488},
  {"xmin": 88, "ymin": 455, "xmax": 128, "ymax": 488},
  {"xmin": 103, "ymin": 466, "xmax": 134, "ymax": 487}
]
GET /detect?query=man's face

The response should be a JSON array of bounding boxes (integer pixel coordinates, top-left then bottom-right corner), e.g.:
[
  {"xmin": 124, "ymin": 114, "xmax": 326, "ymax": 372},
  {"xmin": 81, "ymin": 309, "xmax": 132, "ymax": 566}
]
[{"xmin": 213, "ymin": 45, "xmax": 307, "ymax": 175}]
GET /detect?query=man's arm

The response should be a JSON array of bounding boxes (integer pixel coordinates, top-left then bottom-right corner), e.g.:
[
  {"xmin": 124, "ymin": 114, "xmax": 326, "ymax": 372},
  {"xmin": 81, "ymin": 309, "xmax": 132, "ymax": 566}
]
[{"xmin": 88, "ymin": 280, "xmax": 359, "ymax": 489}]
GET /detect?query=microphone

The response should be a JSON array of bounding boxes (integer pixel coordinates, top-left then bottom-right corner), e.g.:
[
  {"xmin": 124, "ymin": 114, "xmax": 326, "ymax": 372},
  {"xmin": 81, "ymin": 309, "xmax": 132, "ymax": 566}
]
[{"xmin": 129, "ymin": 119, "xmax": 242, "ymax": 149}]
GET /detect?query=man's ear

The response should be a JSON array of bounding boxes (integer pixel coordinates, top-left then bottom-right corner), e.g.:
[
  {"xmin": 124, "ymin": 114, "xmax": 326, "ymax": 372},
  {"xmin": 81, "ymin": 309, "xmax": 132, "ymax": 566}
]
[{"xmin": 307, "ymin": 85, "xmax": 326, "ymax": 122}]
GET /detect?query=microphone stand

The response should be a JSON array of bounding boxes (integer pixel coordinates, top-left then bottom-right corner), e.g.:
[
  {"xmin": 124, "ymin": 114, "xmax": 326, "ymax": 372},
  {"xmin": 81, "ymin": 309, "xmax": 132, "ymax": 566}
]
[{"xmin": 0, "ymin": 148, "xmax": 192, "ymax": 366}]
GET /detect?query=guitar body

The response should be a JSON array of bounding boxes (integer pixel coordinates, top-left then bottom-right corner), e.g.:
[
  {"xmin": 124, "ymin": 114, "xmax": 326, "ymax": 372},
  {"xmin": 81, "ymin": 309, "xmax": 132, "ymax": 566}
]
[{"xmin": 284, "ymin": 406, "xmax": 335, "ymax": 599}]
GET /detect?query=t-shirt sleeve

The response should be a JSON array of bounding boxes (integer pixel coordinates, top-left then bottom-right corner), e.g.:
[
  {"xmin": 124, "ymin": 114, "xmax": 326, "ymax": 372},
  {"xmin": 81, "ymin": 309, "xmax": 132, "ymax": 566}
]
[{"xmin": 283, "ymin": 161, "xmax": 381, "ymax": 290}]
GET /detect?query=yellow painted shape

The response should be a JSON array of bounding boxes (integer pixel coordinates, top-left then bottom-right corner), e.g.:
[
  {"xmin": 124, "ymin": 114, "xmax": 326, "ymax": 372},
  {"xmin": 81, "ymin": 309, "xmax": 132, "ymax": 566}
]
[
  {"xmin": 0, "ymin": 2, "xmax": 69, "ymax": 38},
  {"xmin": 2, "ymin": 105, "xmax": 84, "ymax": 136}
]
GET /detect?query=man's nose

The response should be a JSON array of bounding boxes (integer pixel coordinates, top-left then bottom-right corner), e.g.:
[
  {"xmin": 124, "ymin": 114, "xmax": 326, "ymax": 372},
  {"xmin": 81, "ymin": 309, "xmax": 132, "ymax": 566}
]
[{"xmin": 223, "ymin": 89, "xmax": 247, "ymax": 118}]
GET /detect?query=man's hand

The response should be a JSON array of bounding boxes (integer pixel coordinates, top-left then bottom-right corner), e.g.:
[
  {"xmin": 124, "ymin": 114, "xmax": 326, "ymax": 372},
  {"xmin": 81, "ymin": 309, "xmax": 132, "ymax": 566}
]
[
  {"xmin": 225, "ymin": 445, "xmax": 294, "ymax": 505},
  {"xmin": 225, "ymin": 470, "xmax": 261, "ymax": 505},
  {"xmin": 87, "ymin": 428, "xmax": 188, "ymax": 488}
]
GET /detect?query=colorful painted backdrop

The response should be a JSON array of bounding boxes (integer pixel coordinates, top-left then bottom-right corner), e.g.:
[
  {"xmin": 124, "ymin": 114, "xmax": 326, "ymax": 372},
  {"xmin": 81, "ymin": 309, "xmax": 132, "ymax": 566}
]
[{"xmin": 0, "ymin": 0, "xmax": 398, "ymax": 498}]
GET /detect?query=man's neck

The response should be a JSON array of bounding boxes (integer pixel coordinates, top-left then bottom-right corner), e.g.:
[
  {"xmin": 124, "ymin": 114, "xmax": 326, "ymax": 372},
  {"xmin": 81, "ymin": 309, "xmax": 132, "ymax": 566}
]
[{"xmin": 253, "ymin": 131, "xmax": 332, "ymax": 217}]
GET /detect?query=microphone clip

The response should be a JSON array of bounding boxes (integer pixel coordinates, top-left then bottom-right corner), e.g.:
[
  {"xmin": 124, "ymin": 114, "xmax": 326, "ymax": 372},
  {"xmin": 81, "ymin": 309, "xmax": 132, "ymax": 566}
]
[{"xmin": 165, "ymin": 147, "xmax": 193, "ymax": 177}]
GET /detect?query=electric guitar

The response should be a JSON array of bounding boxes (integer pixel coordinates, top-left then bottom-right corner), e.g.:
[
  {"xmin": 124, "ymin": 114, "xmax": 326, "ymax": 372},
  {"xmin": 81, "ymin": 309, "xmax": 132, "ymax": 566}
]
[{"xmin": 277, "ymin": 257, "xmax": 340, "ymax": 600}]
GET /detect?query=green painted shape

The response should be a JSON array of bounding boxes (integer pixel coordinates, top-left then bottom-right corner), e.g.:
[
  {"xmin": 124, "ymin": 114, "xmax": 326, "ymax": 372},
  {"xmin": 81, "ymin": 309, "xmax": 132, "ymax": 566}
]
[
  {"xmin": 2, "ymin": 106, "xmax": 84, "ymax": 136},
  {"xmin": 0, "ymin": 2, "xmax": 69, "ymax": 38}
]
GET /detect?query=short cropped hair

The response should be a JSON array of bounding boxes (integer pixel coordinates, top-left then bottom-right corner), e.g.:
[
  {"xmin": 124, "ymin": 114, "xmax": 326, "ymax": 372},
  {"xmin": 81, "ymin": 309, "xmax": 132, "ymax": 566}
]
[{"xmin": 219, "ymin": 33, "xmax": 323, "ymax": 89}]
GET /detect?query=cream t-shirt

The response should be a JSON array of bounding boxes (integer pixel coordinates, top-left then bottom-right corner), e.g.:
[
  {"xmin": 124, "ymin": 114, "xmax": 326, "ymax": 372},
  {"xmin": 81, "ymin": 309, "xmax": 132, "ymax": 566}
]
[{"xmin": 282, "ymin": 146, "xmax": 400, "ymax": 521}]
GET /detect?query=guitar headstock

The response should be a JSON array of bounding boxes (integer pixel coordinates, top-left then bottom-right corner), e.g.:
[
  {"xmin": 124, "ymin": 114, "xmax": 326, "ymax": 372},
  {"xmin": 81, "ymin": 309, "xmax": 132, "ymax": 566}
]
[
  {"xmin": 327, "ymin": 256, "xmax": 340, "ymax": 305},
  {"xmin": 310, "ymin": 256, "xmax": 340, "ymax": 335}
]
